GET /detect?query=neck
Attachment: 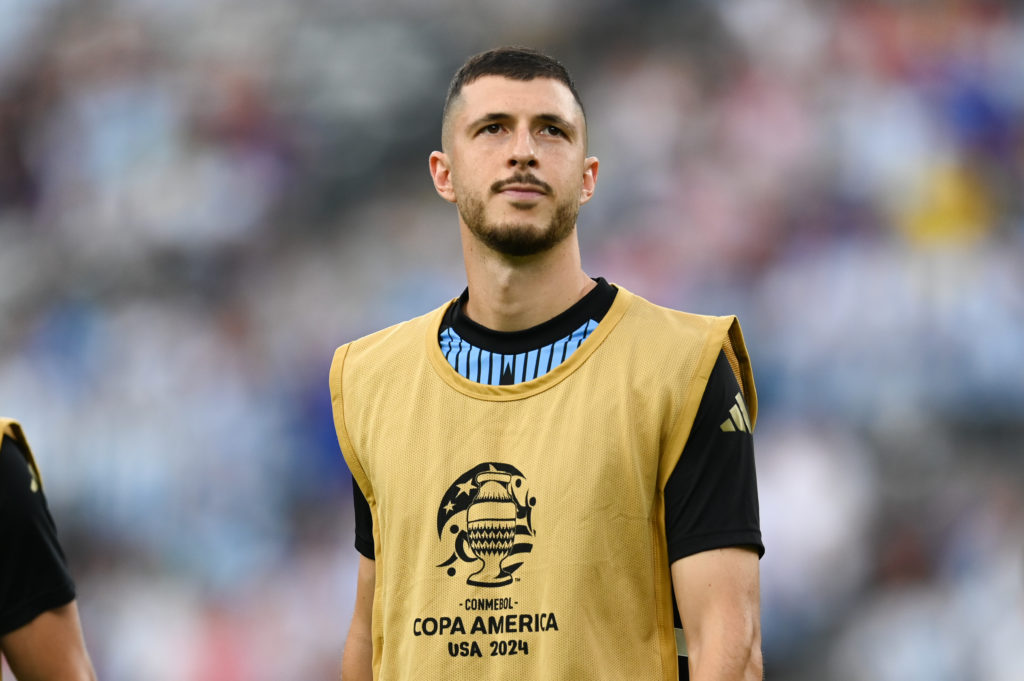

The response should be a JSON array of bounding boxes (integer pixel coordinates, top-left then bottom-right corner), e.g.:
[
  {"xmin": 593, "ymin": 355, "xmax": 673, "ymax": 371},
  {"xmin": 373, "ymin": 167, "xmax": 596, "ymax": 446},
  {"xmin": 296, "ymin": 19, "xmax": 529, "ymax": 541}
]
[{"xmin": 459, "ymin": 223, "xmax": 595, "ymax": 332}]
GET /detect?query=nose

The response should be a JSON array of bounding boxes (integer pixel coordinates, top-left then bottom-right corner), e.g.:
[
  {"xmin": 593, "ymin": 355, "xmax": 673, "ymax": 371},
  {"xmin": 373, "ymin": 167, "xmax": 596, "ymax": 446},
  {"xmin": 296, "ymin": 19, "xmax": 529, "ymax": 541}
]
[{"xmin": 508, "ymin": 128, "xmax": 538, "ymax": 168}]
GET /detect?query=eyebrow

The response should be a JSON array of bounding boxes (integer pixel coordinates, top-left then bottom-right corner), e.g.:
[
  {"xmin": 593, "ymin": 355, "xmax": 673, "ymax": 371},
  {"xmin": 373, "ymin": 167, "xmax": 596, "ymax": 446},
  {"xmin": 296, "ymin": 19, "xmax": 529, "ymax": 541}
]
[
  {"xmin": 465, "ymin": 112, "xmax": 578, "ymax": 140},
  {"xmin": 537, "ymin": 114, "xmax": 577, "ymax": 138}
]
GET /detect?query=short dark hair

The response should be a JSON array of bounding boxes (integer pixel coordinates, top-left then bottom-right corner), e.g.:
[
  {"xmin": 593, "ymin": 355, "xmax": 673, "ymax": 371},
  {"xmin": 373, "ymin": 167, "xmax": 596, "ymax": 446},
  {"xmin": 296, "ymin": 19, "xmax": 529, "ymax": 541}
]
[{"xmin": 442, "ymin": 47, "xmax": 585, "ymax": 140}]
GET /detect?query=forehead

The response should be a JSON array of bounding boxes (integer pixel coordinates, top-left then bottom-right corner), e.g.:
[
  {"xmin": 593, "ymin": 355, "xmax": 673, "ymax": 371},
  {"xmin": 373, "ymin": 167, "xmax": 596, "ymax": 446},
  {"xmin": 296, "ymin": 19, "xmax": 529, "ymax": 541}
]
[{"xmin": 452, "ymin": 75, "xmax": 583, "ymax": 126}]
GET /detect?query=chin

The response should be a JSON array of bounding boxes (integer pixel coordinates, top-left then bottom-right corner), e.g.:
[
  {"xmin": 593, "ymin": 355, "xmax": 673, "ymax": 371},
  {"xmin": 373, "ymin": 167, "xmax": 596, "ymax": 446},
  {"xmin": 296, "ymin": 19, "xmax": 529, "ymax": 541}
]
[{"xmin": 459, "ymin": 193, "xmax": 577, "ymax": 256}]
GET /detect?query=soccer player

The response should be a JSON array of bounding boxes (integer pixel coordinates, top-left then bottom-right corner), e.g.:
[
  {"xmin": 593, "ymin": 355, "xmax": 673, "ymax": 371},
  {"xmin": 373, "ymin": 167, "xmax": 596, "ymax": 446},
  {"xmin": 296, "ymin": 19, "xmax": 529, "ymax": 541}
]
[
  {"xmin": 0, "ymin": 420, "xmax": 96, "ymax": 681},
  {"xmin": 331, "ymin": 47, "xmax": 763, "ymax": 680}
]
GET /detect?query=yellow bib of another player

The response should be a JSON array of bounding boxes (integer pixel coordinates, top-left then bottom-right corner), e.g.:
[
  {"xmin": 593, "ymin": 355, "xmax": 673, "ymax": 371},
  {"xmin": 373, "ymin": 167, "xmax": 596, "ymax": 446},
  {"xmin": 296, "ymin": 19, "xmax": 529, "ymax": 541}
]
[
  {"xmin": 330, "ymin": 286, "xmax": 755, "ymax": 681},
  {"xmin": 1, "ymin": 419, "xmax": 44, "ymax": 493}
]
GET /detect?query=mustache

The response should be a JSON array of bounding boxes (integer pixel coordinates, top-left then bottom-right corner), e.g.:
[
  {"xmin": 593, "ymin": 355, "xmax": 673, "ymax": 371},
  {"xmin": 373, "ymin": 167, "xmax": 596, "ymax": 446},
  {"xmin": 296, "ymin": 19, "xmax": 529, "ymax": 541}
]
[{"xmin": 491, "ymin": 173, "xmax": 552, "ymax": 195}]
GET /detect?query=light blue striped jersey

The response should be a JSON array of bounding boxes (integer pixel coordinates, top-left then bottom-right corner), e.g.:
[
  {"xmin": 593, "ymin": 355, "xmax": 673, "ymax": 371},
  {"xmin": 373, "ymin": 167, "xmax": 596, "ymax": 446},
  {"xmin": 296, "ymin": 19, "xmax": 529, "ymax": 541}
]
[{"xmin": 437, "ymin": 278, "xmax": 616, "ymax": 386}]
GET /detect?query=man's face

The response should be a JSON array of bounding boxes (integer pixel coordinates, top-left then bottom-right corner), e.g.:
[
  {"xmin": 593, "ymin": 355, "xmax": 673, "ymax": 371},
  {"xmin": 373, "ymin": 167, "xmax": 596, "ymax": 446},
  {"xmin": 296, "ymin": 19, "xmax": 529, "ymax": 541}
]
[{"xmin": 431, "ymin": 75, "xmax": 598, "ymax": 257}]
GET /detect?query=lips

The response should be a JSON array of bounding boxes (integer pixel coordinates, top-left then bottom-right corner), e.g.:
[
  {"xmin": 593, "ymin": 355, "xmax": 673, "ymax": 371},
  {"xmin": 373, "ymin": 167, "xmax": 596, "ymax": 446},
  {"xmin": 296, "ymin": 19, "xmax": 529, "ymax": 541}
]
[{"xmin": 499, "ymin": 185, "xmax": 546, "ymax": 199}]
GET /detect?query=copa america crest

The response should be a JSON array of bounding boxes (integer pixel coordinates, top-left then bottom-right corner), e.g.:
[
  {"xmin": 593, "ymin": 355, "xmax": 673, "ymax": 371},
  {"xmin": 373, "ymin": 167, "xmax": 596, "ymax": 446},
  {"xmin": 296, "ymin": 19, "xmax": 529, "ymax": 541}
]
[{"xmin": 436, "ymin": 463, "xmax": 536, "ymax": 587}]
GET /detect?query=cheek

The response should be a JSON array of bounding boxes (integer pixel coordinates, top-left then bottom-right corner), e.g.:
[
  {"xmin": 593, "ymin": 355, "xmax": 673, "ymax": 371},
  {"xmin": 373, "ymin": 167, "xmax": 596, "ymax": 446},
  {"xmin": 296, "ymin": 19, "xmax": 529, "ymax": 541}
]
[
  {"xmin": 448, "ymin": 166, "xmax": 469, "ymax": 196},
  {"xmin": 450, "ymin": 174, "xmax": 488, "ymax": 211},
  {"xmin": 449, "ymin": 157, "xmax": 484, "ymax": 193},
  {"xmin": 554, "ymin": 167, "xmax": 586, "ymax": 198}
]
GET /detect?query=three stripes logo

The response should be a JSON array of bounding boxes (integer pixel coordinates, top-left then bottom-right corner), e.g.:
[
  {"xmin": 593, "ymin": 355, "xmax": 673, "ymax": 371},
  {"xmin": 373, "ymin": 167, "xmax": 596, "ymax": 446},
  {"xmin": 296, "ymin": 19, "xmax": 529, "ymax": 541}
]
[{"xmin": 720, "ymin": 391, "xmax": 752, "ymax": 433}]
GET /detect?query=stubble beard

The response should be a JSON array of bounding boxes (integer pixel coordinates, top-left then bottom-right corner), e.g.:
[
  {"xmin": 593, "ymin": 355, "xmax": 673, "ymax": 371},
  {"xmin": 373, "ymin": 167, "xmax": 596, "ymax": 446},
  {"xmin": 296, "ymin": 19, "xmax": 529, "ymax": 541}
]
[{"xmin": 457, "ymin": 194, "xmax": 580, "ymax": 258}]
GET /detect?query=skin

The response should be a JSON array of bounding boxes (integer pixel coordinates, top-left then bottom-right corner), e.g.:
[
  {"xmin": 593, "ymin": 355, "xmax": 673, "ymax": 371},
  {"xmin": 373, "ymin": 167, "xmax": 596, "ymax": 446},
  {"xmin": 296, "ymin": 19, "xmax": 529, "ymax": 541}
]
[
  {"xmin": 0, "ymin": 601, "xmax": 97, "ymax": 681},
  {"xmin": 429, "ymin": 75, "xmax": 599, "ymax": 332},
  {"xmin": 673, "ymin": 548, "xmax": 763, "ymax": 680},
  {"xmin": 341, "ymin": 74, "xmax": 762, "ymax": 681},
  {"xmin": 340, "ymin": 556, "xmax": 375, "ymax": 681}
]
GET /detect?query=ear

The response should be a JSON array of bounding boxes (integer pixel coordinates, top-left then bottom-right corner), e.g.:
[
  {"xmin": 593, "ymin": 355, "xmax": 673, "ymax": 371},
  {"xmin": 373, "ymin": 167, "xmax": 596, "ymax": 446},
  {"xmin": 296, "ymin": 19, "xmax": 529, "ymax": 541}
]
[
  {"xmin": 579, "ymin": 155, "xmax": 599, "ymax": 205},
  {"xmin": 429, "ymin": 151, "xmax": 457, "ymax": 204}
]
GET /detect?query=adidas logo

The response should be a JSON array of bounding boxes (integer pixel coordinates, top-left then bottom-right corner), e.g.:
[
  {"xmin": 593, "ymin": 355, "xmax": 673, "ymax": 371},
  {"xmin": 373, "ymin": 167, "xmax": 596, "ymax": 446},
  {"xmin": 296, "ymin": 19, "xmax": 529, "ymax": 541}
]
[{"xmin": 720, "ymin": 391, "xmax": 752, "ymax": 433}]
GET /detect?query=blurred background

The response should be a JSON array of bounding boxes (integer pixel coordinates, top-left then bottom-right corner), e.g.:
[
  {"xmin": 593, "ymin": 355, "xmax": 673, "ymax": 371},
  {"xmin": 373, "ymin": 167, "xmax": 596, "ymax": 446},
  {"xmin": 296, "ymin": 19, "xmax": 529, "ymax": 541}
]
[{"xmin": 1, "ymin": 0, "xmax": 1022, "ymax": 678}]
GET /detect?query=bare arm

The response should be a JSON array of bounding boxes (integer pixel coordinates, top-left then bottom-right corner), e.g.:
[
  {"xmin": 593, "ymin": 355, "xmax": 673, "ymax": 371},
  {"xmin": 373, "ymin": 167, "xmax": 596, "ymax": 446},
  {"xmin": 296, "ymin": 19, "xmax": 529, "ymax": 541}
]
[
  {"xmin": 672, "ymin": 547, "xmax": 762, "ymax": 681},
  {"xmin": 0, "ymin": 601, "xmax": 96, "ymax": 681},
  {"xmin": 341, "ymin": 555, "xmax": 376, "ymax": 681}
]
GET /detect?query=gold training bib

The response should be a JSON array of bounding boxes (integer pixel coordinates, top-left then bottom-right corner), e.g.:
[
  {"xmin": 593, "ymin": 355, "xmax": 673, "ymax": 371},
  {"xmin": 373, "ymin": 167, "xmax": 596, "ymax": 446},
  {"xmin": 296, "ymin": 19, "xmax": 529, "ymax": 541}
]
[{"xmin": 330, "ymin": 287, "xmax": 755, "ymax": 681}]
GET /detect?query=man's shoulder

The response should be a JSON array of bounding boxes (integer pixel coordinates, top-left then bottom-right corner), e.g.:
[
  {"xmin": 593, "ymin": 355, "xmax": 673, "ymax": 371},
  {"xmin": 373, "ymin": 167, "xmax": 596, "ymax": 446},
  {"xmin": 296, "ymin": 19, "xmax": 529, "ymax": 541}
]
[
  {"xmin": 614, "ymin": 289, "xmax": 751, "ymax": 387},
  {"xmin": 617, "ymin": 288, "xmax": 734, "ymax": 338},
  {"xmin": 334, "ymin": 300, "xmax": 452, "ymax": 366}
]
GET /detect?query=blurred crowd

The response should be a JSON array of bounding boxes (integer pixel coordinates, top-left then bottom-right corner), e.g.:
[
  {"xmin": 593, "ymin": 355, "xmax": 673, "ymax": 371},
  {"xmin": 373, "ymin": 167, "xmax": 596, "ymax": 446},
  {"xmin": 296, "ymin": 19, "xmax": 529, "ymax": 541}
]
[{"xmin": 1, "ymin": 0, "xmax": 1021, "ymax": 679}]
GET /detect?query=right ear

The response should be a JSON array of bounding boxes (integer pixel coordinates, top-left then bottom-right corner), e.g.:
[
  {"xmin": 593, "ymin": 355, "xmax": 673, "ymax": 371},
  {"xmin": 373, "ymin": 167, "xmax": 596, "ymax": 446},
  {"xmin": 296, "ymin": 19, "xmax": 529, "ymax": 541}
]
[{"xmin": 429, "ymin": 151, "xmax": 457, "ymax": 204}]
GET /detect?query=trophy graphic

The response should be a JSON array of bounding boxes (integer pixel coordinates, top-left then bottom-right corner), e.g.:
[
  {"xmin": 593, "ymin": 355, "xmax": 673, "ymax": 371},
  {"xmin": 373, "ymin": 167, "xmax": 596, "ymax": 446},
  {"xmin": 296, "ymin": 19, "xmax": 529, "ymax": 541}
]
[
  {"xmin": 465, "ymin": 470, "xmax": 518, "ymax": 586},
  {"xmin": 436, "ymin": 463, "xmax": 535, "ymax": 585}
]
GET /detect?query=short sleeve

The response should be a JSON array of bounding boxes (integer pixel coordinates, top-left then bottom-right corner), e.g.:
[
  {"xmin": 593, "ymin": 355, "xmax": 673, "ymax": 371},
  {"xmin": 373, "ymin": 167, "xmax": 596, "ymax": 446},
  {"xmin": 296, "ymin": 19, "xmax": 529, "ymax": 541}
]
[
  {"xmin": 0, "ymin": 436, "xmax": 76, "ymax": 635},
  {"xmin": 664, "ymin": 351, "xmax": 763, "ymax": 562},
  {"xmin": 352, "ymin": 475, "xmax": 375, "ymax": 559}
]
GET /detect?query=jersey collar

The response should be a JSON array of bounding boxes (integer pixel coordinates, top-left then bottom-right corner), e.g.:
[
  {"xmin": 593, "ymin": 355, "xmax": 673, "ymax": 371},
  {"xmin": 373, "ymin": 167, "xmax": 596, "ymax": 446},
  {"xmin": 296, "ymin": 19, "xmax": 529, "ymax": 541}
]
[{"xmin": 425, "ymin": 285, "xmax": 635, "ymax": 401}]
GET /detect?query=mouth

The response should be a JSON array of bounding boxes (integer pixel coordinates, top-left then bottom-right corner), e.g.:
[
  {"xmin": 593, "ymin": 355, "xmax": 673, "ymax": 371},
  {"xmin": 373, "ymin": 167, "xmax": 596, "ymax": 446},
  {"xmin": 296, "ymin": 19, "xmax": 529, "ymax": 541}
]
[{"xmin": 499, "ymin": 185, "xmax": 547, "ymax": 200}]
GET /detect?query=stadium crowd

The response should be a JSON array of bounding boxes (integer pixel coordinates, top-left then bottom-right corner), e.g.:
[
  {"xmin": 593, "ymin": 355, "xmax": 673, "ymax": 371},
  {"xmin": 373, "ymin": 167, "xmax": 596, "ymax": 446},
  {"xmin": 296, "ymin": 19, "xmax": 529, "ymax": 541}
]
[{"xmin": 1, "ymin": 0, "xmax": 1021, "ymax": 678}]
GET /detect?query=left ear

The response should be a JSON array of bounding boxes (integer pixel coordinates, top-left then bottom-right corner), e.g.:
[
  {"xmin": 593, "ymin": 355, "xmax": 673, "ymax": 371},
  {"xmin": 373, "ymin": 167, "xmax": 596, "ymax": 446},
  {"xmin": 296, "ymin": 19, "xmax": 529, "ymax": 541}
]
[{"xmin": 579, "ymin": 156, "xmax": 599, "ymax": 205}]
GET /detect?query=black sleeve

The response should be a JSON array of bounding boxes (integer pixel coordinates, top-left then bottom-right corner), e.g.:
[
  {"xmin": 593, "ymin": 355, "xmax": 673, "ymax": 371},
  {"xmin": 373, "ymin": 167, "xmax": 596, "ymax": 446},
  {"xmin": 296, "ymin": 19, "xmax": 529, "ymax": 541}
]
[
  {"xmin": 0, "ymin": 437, "xmax": 77, "ymax": 635},
  {"xmin": 352, "ymin": 475, "xmax": 375, "ymax": 559},
  {"xmin": 664, "ymin": 350, "xmax": 764, "ymax": 563}
]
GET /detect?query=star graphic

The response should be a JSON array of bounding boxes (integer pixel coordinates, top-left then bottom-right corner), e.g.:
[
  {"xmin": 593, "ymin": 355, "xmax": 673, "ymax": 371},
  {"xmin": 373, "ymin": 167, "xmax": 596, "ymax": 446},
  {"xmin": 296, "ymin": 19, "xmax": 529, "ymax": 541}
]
[
  {"xmin": 443, "ymin": 500, "xmax": 455, "ymax": 514},
  {"xmin": 455, "ymin": 480, "xmax": 476, "ymax": 497}
]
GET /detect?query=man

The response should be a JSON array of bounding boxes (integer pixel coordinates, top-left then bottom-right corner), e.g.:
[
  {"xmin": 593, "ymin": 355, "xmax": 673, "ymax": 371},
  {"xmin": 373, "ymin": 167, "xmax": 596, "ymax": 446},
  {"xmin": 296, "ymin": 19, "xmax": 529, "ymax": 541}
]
[
  {"xmin": 331, "ymin": 47, "xmax": 763, "ymax": 680},
  {"xmin": 0, "ymin": 419, "xmax": 96, "ymax": 680}
]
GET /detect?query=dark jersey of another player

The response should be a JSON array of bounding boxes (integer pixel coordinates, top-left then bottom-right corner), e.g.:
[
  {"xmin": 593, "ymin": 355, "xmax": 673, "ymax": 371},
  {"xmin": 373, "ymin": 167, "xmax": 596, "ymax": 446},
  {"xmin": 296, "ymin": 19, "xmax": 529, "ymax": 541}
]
[
  {"xmin": 0, "ymin": 431, "xmax": 77, "ymax": 636},
  {"xmin": 350, "ymin": 279, "xmax": 762, "ymax": 679}
]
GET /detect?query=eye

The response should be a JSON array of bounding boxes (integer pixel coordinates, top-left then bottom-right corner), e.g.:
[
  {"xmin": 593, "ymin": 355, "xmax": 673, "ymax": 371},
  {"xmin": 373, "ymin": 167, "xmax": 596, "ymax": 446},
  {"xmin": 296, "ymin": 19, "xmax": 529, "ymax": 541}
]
[
  {"xmin": 543, "ymin": 125, "xmax": 565, "ymax": 137},
  {"xmin": 481, "ymin": 123, "xmax": 502, "ymax": 135}
]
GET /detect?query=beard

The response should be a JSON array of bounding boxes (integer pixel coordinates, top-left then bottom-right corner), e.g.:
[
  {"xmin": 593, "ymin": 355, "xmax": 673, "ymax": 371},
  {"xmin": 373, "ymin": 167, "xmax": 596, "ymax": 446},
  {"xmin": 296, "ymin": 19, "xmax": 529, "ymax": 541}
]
[{"xmin": 457, "ymin": 189, "xmax": 580, "ymax": 258}]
